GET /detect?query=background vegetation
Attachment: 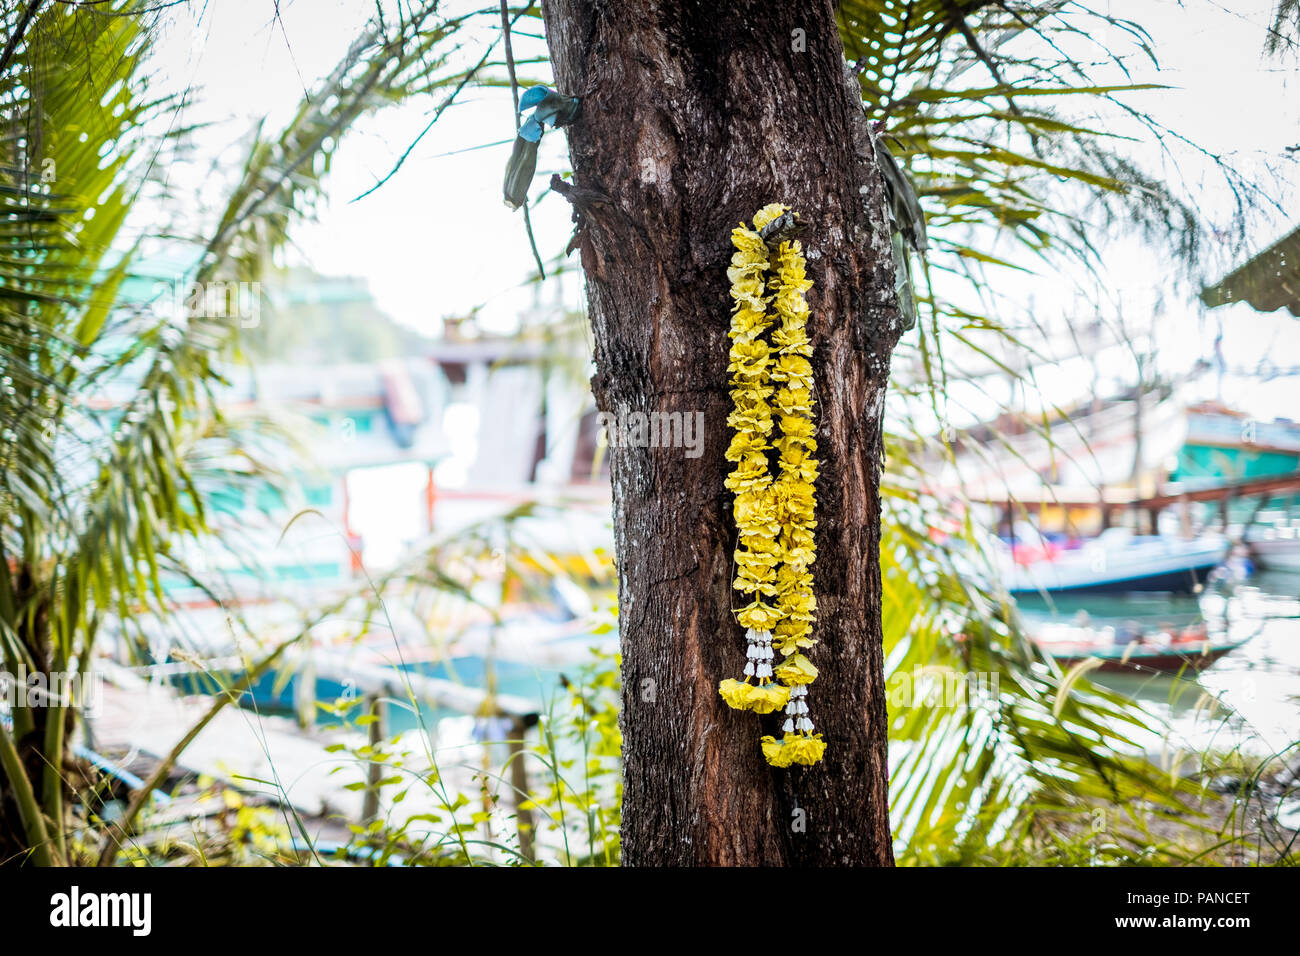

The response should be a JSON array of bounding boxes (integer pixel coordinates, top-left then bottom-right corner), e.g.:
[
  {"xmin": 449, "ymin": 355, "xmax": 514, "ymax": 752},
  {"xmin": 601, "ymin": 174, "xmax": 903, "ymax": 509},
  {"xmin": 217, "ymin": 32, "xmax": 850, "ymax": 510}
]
[{"xmin": 0, "ymin": 0, "xmax": 1294, "ymax": 865}]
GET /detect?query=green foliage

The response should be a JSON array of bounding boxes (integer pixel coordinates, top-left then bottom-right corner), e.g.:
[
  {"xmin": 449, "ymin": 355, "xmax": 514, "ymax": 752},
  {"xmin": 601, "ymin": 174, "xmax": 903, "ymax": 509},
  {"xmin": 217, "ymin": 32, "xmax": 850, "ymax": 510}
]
[
  {"xmin": 0, "ymin": 0, "xmax": 197, "ymax": 868},
  {"xmin": 312, "ymin": 647, "xmax": 622, "ymax": 868},
  {"xmin": 0, "ymin": 0, "xmax": 477, "ymax": 866},
  {"xmin": 522, "ymin": 649, "xmax": 622, "ymax": 866},
  {"xmin": 1268, "ymin": 0, "xmax": 1299, "ymax": 56},
  {"xmin": 314, "ymin": 511, "xmax": 619, "ymax": 867},
  {"xmin": 3, "ymin": 0, "xmax": 1290, "ymax": 869},
  {"xmin": 831, "ymin": 1, "xmax": 1290, "ymax": 864},
  {"xmin": 840, "ymin": 0, "xmax": 1216, "ymax": 278}
]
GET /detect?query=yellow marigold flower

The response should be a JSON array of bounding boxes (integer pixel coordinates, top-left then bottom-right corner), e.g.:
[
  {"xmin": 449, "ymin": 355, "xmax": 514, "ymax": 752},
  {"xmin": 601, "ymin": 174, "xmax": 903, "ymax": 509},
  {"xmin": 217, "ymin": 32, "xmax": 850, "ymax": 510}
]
[
  {"xmin": 725, "ymin": 430, "xmax": 769, "ymax": 462},
  {"xmin": 729, "ymin": 339, "xmax": 772, "ymax": 378},
  {"xmin": 738, "ymin": 528, "xmax": 777, "ymax": 551},
  {"xmin": 736, "ymin": 600, "xmax": 781, "ymax": 631},
  {"xmin": 776, "ymin": 605, "xmax": 815, "ymax": 628},
  {"xmin": 725, "ymin": 457, "xmax": 763, "ymax": 481},
  {"xmin": 729, "ymin": 243, "xmax": 769, "ymax": 282},
  {"xmin": 730, "ymin": 378, "xmax": 775, "ymax": 400},
  {"xmin": 761, "ymin": 732, "xmax": 826, "ymax": 767},
  {"xmin": 774, "ymin": 606, "xmax": 816, "ymax": 629},
  {"xmin": 784, "ymin": 547, "xmax": 817, "ymax": 574},
  {"xmin": 736, "ymin": 527, "xmax": 778, "ymax": 553},
  {"xmin": 727, "ymin": 401, "xmax": 773, "ymax": 432},
  {"xmin": 773, "ymin": 631, "xmax": 816, "ymax": 655},
  {"xmin": 729, "ymin": 405, "xmax": 774, "ymax": 429},
  {"xmin": 774, "ymin": 570, "xmax": 812, "ymax": 599},
  {"xmin": 725, "ymin": 452, "xmax": 770, "ymax": 490},
  {"xmin": 749, "ymin": 682, "xmax": 791, "ymax": 714},
  {"xmin": 719, "ymin": 679, "xmax": 790, "ymax": 715},
  {"xmin": 769, "ymin": 564, "xmax": 800, "ymax": 587},
  {"xmin": 785, "ymin": 526, "xmax": 817, "ymax": 555},
  {"xmin": 731, "ymin": 248, "xmax": 766, "ymax": 266},
  {"xmin": 789, "ymin": 503, "xmax": 818, "ymax": 527},
  {"xmin": 718, "ymin": 678, "xmax": 755, "ymax": 711},
  {"xmin": 735, "ymin": 548, "xmax": 779, "ymax": 571},
  {"xmin": 783, "ymin": 733, "xmax": 827, "ymax": 766},
  {"xmin": 752, "ymin": 203, "xmax": 790, "ymax": 231},
  {"xmin": 734, "ymin": 450, "xmax": 773, "ymax": 477},
  {"xmin": 779, "ymin": 450, "xmax": 819, "ymax": 485},
  {"xmin": 772, "ymin": 355, "xmax": 814, "ymax": 389},
  {"xmin": 775, "ymin": 438, "xmax": 817, "ymax": 461},
  {"xmin": 729, "ymin": 387, "xmax": 772, "ymax": 407},
  {"xmin": 781, "ymin": 590, "xmax": 817, "ymax": 618},
  {"xmin": 775, "ymin": 608, "xmax": 815, "ymax": 629},
  {"xmin": 772, "ymin": 299, "xmax": 810, "ymax": 327},
  {"xmin": 760, "ymin": 735, "xmax": 794, "ymax": 768},
  {"xmin": 734, "ymin": 575, "xmax": 777, "ymax": 598},
  {"xmin": 730, "ymin": 310, "xmax": 771, "ymax": 344},
  {"xmin": 728, "ymin": 256, "xmax": 766, "ymax": 277},
  {"xmin": 772, "ymin": 240, "xmax": 812, "ymax": 279},
  {"xmin": 733, "ymin": 489, "xmax": 777, "ymax": 529},
  {"xmin": 728, "ymin": 250, "xmax": 767, "ymax": 273},
  {"xmin": 735, "ymin": 541, "xmax": 774, "ymax": 561},
  {"xmin": 771, "ymin": 482, "xmax": 813, "ymax": 524},
  {"xmin": 777, "ymin": 499, "xmax": 816, "ymax": 529},
  {"xmin": 775, "ymin": 437, "xmax": 818, "ymax": 463},
  {"xmin": 730, "ymin": 286, "xmax": 767, "ymax": 314},
  {"xmin": 774, "ymin": 653, "xmax": 819, "ymax": 685},
  {"xmin": 775, "ymin": 288, "xmax": 813, "ymax": 313},
  {"xmin": 739, "ymin": 565, "xmax": 777, "ymax": 587},
  {"xmin": 778, "ymin": 414, "xmax": 816, "ymax": 441},
  {"xmin": 725, "ymin": 472, "xmax": 771, "ymax": 495},
  {"xmin": 772, "ymin": 331, "xmax": 813, "ymax": 358},
  {"xmin": 774, "ymin": 612, "xmax": 814, "ymax": 632},
  {"xmin": 731, "ymin": 223, "xmax": 768, "ymax": 253},
  {"xmin": 773, "ymin": 386, "xmax": 811, "ymax": 415},
  {"xmin": 774, "ymin": 293, "xmax": 811, "ymax": 318},
  {"xmin": 773, "ymin": 265, "xmax": 810, "ymax": 293}
]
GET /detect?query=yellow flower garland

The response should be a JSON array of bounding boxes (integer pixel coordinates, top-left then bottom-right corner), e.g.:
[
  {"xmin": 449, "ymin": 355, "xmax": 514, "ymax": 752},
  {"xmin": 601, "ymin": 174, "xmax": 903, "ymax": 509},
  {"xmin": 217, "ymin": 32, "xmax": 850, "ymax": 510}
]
[{"xmin": 717, "ymin": 203, "xmax": 825, "ymax": 768}]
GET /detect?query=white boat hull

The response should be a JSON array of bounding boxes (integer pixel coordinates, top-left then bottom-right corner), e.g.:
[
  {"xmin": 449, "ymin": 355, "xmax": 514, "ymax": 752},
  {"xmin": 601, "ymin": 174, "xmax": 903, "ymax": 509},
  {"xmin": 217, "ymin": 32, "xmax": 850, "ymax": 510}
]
[
  {"xmin": 1001, "ymin": 533, "xmax": 1228, "ymax": 595},
  {"xmin": 1249, "ymin": 537, "xmax": 1300, "ymax": 572}
]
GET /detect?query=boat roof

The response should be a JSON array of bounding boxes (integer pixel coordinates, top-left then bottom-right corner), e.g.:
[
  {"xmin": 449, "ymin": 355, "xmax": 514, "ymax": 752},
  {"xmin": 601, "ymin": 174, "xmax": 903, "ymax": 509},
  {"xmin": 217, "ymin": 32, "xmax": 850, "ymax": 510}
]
[{"xmin": 1201, "ymin": 224, "xmax": 1300, "ymax": 318}]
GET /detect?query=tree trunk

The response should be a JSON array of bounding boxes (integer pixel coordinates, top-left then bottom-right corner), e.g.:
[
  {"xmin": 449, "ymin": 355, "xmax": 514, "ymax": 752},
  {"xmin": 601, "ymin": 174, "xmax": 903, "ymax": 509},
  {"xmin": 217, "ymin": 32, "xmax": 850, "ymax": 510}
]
[{"xmin": 542, "ymin": 0, "xmax": 900, "ymax": 866}]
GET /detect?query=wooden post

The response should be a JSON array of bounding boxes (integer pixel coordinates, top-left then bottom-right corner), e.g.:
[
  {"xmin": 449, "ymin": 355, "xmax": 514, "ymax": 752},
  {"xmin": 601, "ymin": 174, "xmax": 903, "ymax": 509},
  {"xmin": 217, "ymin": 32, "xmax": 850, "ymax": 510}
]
[
  {"xmin": 361, "ymin": 695, "xmax": 385, "ymax": 826},
  {"xmin": 424, "ymin": 465, "xmax": 436, "ymax": 532},
  {"xmin": 507, "ymin": 715, "xmax": 535, "ymax": 863},
  {"xmin": 293, "ymin": 657, "xmax": 316, "ymax": 729}
]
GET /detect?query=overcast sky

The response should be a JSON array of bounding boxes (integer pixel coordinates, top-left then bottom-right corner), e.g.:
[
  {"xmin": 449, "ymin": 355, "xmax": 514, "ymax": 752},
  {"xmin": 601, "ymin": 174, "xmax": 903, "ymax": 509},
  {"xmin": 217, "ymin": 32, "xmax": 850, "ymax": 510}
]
[{"xmin": 146, "ymin": 0, "xmax": 1298, "ymax": 421}]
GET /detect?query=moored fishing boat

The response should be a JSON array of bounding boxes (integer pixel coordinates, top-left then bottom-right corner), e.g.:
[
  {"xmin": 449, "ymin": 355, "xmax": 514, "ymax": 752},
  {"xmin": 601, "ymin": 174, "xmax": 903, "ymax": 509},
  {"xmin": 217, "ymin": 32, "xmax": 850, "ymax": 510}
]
[
  {"xmin": 1000, "ymin": 528, "xmax": 1228, "ymax": 595},
  {"xmin": 1030, "ymin": 619, "xmax": 1250, "ymax": 672},
  {"xmin": 1244, "ymin": 527, "xmax": 1300, "ymax": 573}
]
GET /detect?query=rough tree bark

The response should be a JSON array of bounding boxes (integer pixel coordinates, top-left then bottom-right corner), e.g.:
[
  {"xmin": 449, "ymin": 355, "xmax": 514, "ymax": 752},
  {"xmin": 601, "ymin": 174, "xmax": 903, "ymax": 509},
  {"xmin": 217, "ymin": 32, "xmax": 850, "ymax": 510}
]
[{"xmin": 541, "ymin": 0, "xmax": 902, "ymax": 866}]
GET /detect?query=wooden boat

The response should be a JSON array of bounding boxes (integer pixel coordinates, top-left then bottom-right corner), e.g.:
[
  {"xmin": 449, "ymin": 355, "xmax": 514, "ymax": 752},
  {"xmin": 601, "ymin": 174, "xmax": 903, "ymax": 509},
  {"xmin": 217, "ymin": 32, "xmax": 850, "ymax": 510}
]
[
  {"xmin": 1000, "ymin": 528, "xmax": 1228, "ymax": 595},
  {"xmin": 1030, "ymin": 620, "xmax": 1247, "ymax": 672},
  {"xmin": 1245, "ymin": 529, "xmax": 1300, "ymax": 573}
]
